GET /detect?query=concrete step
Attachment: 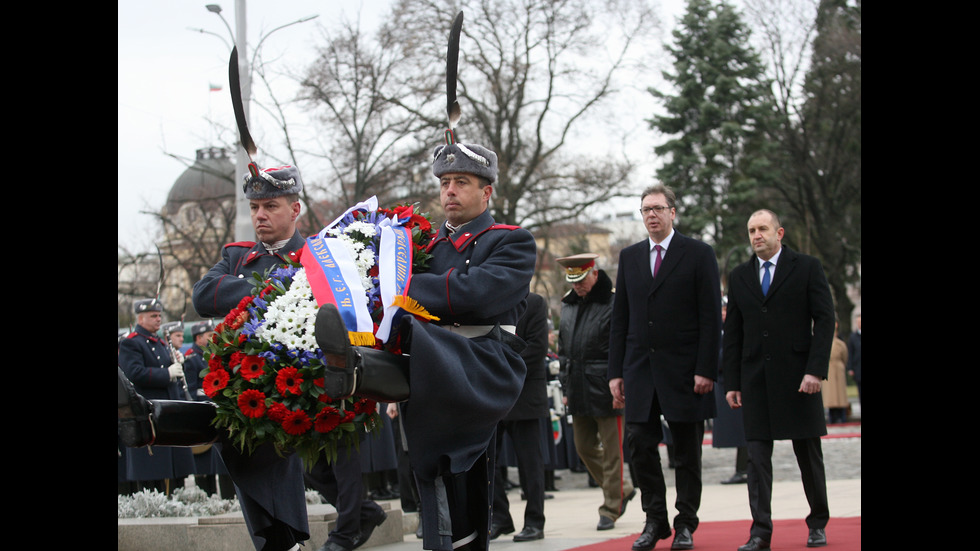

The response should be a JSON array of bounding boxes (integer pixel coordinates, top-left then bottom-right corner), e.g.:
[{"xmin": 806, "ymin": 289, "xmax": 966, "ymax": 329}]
[{"xmin": 118, "ymin": 502, "xmax": 406, "ymax": 551}]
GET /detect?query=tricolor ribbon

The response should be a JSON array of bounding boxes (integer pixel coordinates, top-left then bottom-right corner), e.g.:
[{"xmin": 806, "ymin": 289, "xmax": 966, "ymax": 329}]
[
  {"xmin": 376, "ymin": 206, "xmax": 440, "ymax": 343},
  {"xmin": 375, "ymin": 221, "xmax": 414, "ymax": 343},
  {"xmin": 301, "ymin": 234, "xmax": 376, "ymax": 346}
]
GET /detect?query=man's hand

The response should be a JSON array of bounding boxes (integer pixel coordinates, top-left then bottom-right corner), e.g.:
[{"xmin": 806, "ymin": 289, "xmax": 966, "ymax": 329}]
[
  {"xmin": 694, "ymin": 375, "xmax": 714, "ymax": 395},
  {"xmin": 798, "ymin": 374, "xmax": 822, "ymax": 394},
  {"xmin": 726, "ymin": 390, "xmax": 742, "ymax": 409},
  {"xmin": 609, "ymin": 378, "xmax": 625, "ymax": 404}
]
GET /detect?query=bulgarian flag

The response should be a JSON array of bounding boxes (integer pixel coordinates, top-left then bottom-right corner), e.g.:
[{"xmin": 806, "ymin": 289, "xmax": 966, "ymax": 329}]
[{"xmin": 209, "ymin": 83, "xmax": 222, "ymax": 92}]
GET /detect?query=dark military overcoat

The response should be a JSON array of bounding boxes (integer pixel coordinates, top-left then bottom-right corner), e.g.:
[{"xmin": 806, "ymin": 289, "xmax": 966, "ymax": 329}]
[
  {"xmin": 401, "ymin": 208, "xmax": 536, "ymax": 551},
  {"xmin": 192, "ymin": 229, "xmax": 310, "ymax": 551},
  {"xmin": 118, "ymin": 324, "xmax": 196, "ymax": 481}
]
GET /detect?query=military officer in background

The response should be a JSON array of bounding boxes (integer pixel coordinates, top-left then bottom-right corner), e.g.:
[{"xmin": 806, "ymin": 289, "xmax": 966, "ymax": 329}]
[
  {"xmin": 183, "ymin": 320, "xmax": 215, "ymax": 400},
  {"xmin": 118, "ymin": 298, "xmax": 195, "ymax": 493},
  {"xmin": 182, "ymin": 320, "xmax": 235, "ymax": 498}
]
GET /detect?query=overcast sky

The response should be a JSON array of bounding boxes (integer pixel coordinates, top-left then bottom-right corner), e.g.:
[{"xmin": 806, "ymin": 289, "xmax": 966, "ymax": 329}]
[{"xmin": 118, "ymin": 0, "xmax": 688, "ymax": 253}]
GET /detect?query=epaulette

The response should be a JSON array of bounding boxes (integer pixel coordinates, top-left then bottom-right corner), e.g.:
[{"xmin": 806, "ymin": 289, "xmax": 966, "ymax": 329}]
[{"xmin": 224, "ymin": 240, "xmax": 257, "ymax": 249}]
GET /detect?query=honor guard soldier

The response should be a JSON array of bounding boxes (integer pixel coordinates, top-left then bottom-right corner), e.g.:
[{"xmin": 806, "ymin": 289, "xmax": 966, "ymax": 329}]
[
  {"xmin": 161, "ymin": 321, "xmax": 184, "ymax": 356},
  {"xmin": 183, "ymin": 320, "xmax": 215, "ymax": 400},
  {"xmin": 313, "ymin": 13, "xmax": 537, "ymax": 551},
  {"xmin": 192, "ymin": 165, "xmax": 305, "ymax": 319},
  {"xmin": 118, "ymin": 298, "xmax": 195, "ymax": 492}
]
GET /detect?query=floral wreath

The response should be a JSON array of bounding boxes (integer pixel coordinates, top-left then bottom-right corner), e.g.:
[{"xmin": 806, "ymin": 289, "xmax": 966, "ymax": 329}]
[{"xmin": 200, "ymin": 200, "xmax": 438, "ymax": 468}]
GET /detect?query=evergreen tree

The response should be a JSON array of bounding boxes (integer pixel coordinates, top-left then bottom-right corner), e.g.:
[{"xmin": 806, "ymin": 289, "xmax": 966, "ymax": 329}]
[
  {"xmin": 648, "ymin": 0, "xmax": 776, "ymax": 257},
  {"xmin": 765, "ymin": 0, "xmax": 861, "ymax": 331}
]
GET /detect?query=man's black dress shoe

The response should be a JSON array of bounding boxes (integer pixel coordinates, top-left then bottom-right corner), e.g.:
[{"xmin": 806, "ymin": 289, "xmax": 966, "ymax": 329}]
[
  {"xmin": 720, "ymin": 472, "xmax": 748, "ymax": 485},
  {"xmin": 621, "ymin": 488, "xmax": 637, "ymax": 515},
  {"xmin": 489, "ymin": 524, "xmax": 515, "ymax": 540},
  {"xmin": 318, "ymin": 541, "xmax": 351, "ymax": 551},
  {"xmin": 737, "ymin": 536, "xmax": 770, "ymax": 551},
  {"xmin": 513, "ymin": 527, "xmax": 544, "ymax": 542},
  {"xmin": 353, "ymin": 508, "xmax": 387, "ymax": 549},
  {"xmin": 806, "ymin": 528, "xmax": 826, "ymax": 547},
  {"xmin": 671, "ymin": 527, "xmax": 693, "ymax": 550},
  {"xmin": 632, "ymin": 522, "xmax": 672, "ymax": 551},
  {"xmin": 597, "ymin": 516, "xmax": 615, "ymax": 531}
]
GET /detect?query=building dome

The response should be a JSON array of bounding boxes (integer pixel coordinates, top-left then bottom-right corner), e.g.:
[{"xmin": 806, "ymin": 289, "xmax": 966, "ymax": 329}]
[{"xmin": 165, "ymin": 147, "xmax": 236, "ymax": 216}]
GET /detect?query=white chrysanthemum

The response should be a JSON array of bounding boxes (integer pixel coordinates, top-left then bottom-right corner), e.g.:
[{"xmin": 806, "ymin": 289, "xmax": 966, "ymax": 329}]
[
  {"xmin": 256, "ymin": 269, "xmax": 320, "ymax": 351},
  {"xmin": 345, "ymin": 221, "xmax": 377, "ymax": 238}
]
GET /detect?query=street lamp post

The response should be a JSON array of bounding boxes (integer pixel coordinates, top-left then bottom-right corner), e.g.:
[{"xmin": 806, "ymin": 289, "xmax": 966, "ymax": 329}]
[{"xmin": 201, "ymin": 3, "xmax": 317, "ymax": 242}]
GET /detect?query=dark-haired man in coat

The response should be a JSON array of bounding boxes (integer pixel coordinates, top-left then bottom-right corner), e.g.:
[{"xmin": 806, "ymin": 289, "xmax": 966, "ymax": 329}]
[
  {"xmin": 609, "ymin": 184, "xmax": 721, "ymax": 551},
  {"xmin": 723, "ymin": 209, "xmax": 835, "ymax": 551}
]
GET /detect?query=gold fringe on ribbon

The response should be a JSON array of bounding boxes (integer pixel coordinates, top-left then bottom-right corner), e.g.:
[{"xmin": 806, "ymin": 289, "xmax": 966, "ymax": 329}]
[
  {"xmin": 348, "ymin": 331, "xmax": 377, "ymax": 347},
  {"xmin": 392, "ymin": 295, "xmax": 441, "ymax": 322}
]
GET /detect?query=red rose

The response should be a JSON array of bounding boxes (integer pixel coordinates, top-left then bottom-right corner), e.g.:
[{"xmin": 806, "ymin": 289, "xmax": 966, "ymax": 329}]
[
  {"xmin": 228, "ymin": 351, "xmax": 246, "ymax": 368},
  {"xmin": 207, "ymin": 355, "xmax": 225, "ymax": 370}
]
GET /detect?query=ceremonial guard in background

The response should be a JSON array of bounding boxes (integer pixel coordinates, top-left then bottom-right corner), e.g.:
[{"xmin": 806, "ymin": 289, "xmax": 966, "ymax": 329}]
[
  {"xmin": 118, "ymin": 298, "xmax": 195, "ymax": 493},
  {"xmin": 183, "ymin": 320, "xmax": 234, "ymax": 498},
  {"xmin": 182, "ymin": 320, "xmax": 214, "ymax": 400}
]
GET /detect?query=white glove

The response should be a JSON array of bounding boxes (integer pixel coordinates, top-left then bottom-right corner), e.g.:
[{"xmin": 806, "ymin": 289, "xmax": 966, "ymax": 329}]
[
  {"xmin": 171, "ymin": 350, "xmax": 185, "ymax": 364},
  {"xmin": 548, "ymin": 359, "xmax": 561, "ymax": 376},
  {"xmin": 168, "ymin": 363, "xmax": 185, "ymax": 381}
]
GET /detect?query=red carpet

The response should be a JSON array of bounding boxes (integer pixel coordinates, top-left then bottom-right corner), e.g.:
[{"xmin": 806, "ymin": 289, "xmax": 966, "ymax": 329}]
[{"xmin": 566, "ymin": 517, "xmax": 861, "ymax": 551}]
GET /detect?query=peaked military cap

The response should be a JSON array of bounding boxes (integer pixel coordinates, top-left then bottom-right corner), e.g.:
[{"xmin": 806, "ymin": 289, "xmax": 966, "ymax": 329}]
[
  {"xmin": 192, "ymin": 320, "xmax": 216, "ymax": 338},
  {"xmin": 161, "ymin": 321, "xmax": 183, "ymax": 335},
  {"xmin": 134, "ymin": 298, "xmax": 163, "ymax": 314},
  {"xmin": 556, "ymin": 253, "xmax": 599, "ymax": 283},
  {"xmin": 243, "ymin": 165, "xmax": 304, "ymax": 200},
  {"xmin": 432, "ymin": 142, "xmax": 498, "ymax": 184}
]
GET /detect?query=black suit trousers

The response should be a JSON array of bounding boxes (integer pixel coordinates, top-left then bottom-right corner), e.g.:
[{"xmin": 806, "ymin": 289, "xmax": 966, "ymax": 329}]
[
  {"xmin": 746, "ymin": 438, "xmax": 829, "ymax": 539},
  {"xmin": 492, "ymin": 419, "xmax": 546, "ymax": 529},
  {"xmin": 626, "ymin": 417, "xmax": 704, "ymax": 531},
  {"xmin": 304, "ymin": 446, "xmax": 384, "ymax": 549}
]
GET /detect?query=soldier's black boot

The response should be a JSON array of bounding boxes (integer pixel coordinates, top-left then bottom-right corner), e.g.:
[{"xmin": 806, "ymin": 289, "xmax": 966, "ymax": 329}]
[
  {"xmin": 117, "ymin": 367, "xmax": 219, "ymax": 448},
  {"xmin": 316, "ymin": 303, "xmax": 410, "ymax": 403},
  {"xmin": 118, "ymin": 367, "xmax": 155, "ymax": 447}
]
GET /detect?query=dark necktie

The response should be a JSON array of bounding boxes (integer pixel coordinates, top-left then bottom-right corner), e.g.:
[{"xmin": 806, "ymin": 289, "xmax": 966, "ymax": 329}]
[
  {"xmin": 761, "ymin": 261, "xmax": 772, "ymax": 295},
  {"xmin": 653, "ymin": 244, "xmax": 663, "ymax": 278}
]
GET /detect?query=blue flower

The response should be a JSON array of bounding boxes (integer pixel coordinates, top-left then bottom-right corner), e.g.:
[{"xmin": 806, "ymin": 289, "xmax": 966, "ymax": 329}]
[{"xmin": 242, "ymin": 317, "xmax": 264, "ymax": 337}]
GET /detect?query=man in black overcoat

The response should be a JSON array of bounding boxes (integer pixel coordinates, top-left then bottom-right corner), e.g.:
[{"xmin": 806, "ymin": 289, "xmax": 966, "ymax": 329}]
[
  {"xmin": 723, "ymin": 209, "xmax": 835, "ymax": 551},
  {"xmin": 609, "ymin": 184, "xmax": 721, "ymax": 551},
  {"xmin": 490, "ymin": 291, "xmax": 550, "ymax": 542}
]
